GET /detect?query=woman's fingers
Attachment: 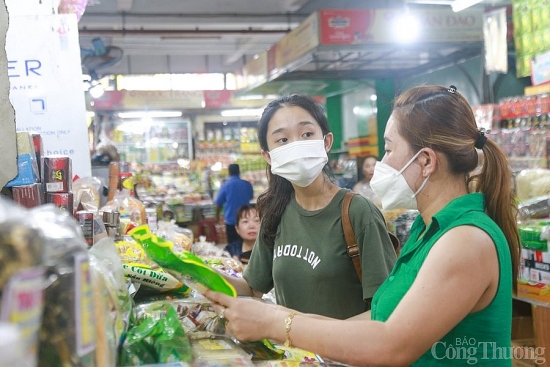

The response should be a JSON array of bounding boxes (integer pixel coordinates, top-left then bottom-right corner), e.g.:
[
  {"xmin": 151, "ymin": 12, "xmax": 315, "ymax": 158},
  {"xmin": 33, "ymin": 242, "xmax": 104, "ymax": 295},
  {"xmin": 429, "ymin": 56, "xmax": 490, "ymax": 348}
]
[{"xmin": 205, "ymin": 289, "xmax": 230, "ymax": 304}]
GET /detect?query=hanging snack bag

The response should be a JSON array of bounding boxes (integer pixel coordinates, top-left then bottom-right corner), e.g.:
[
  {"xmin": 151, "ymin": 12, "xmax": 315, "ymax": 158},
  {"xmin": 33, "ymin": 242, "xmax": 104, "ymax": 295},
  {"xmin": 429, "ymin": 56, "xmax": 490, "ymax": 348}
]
[
  {"xmin": 31, "ymin": 204, "xmax": 96, "ymax": 367},
  {"xmin": 0, "ymin": 197, "xmax": 46, "ymax": 367},
  {"xmin": 88, "ymin": 237, "xmax": 133, "ymax": 367}
]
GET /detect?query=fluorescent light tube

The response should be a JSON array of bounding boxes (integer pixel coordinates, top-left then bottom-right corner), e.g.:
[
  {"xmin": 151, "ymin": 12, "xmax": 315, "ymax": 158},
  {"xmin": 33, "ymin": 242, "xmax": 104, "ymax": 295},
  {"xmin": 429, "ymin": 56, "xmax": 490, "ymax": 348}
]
[
  {"xmin": 220, "ymin": 108, "xmax": 264, "ymax": 117},
  {"xmin": 451, "ymin": 0, "xmax": 483, "ymax": 12},
  {"xmin": 118, "ymin": 111, "xmax": 183, "ymax": 119}
]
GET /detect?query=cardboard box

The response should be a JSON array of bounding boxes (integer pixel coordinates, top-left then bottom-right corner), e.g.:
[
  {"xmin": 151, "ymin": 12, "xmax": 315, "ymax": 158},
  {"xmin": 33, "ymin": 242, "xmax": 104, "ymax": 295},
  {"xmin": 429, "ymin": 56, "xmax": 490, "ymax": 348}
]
[
  {"xmin": 12, "ymin": 183, "xmax": 44, "ymax": 209},
  {"xmin": 512, "ymin": 316, "xmax": 535, "ymax": 340},
  {"xmin": 512, "ymin": 339, "xmax": 537, "ymax": 367}
]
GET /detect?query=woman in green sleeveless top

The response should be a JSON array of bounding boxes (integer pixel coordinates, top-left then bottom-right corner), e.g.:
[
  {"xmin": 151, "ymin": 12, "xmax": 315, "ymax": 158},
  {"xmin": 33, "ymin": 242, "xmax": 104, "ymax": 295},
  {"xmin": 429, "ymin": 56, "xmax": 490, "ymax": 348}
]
[{"xmin": 206, "ymin": 85, "xmax": 522, "ymax": 366}]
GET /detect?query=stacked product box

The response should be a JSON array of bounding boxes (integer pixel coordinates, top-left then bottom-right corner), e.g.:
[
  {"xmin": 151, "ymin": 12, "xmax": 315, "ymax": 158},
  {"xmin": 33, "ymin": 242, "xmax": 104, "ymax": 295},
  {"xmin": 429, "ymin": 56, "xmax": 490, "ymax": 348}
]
[
  {"xmin": 517, "ymin": 222, "xmax": 550, "ymax": 304},
  {"xmin": 8, "ymin": 132, "xmax": 43, "ymax": 209},
  {"xmin": 42, "ymin": 155, "xmax": 74, "ymax": 215}
]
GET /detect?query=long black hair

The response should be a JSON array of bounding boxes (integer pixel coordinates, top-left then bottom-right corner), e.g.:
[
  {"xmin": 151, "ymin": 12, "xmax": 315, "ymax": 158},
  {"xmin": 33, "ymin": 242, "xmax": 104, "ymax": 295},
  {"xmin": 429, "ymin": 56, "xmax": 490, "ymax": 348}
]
[{"xmin": 256, "ymin": 94, "xmax": 331, "ymax": 247}]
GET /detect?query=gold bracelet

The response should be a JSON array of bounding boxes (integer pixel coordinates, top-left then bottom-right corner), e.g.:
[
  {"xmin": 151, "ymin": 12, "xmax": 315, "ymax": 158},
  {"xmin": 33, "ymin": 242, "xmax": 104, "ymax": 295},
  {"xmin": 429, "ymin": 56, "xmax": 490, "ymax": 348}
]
[{"xmin": 284, "ymin": 311, "xmax": 297, "ymax": 347}]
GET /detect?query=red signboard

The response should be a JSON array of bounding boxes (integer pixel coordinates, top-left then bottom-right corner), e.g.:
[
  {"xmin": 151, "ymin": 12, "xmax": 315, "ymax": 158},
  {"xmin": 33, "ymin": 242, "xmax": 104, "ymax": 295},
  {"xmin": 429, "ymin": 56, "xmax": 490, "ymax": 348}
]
[
  {"xmin": 320, "ymin": 9, "xmax": 376, "ymax": 45},
  {"xmin": 203, "ymin": 90, "xmax": 233, "ymax": 109}
]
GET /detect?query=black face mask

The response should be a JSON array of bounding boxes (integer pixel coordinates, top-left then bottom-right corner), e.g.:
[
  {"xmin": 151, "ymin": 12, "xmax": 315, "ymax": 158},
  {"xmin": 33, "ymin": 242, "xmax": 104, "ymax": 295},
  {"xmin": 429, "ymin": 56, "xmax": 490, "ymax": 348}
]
[{"xmin": 91, "ymin": 153, "xmax": 113, "ymax": 166}]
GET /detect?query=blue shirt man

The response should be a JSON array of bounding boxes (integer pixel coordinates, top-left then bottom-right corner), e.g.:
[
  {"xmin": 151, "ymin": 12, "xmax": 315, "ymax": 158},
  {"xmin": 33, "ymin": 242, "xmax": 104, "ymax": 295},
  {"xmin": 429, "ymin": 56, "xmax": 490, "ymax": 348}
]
[{"xmin": 215, "ymin": 163, "xmax": 254, "ymax": 244}]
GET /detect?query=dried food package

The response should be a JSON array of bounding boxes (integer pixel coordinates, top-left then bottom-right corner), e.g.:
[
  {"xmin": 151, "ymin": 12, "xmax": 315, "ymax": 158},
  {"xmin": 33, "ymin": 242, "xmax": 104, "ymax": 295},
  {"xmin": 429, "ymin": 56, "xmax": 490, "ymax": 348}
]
[
  {"xmin": 31, "ymin": 204, "xmax": 97, "ymax": 367},
  {"xmin": 0, "ymin": 197, "xmax": 46, "ymax": 367},
  {"xmin": 518, "ymin": 196, "xmax": 550, "ymax": 220},
  {"xmin": 118, "ymin": 305, "xmax": 193, "ymax": 365},
  {"xmin": 190, "ymin": 337, "xmax": 252, "ymax": 365},
  {"xmin": 156, "ymin": 220, "xmax": 193, "ymax": 252},
  {"xmin": 115, "ymin": 239, "xmax": 191, "ymax": 295},
  {"xmin": 73, "ymin": 176, "xmax": 103, "ymax": 212},
  {"xmin": 133, "ymin": 295, "xmax": 226, "ymax": 339},
  {"xmin": 128, "ymin": 225, "xmax": 236, "ymax": 297},
  {"xmin": 102, "ymin": 190, "xmax": 146, "ymax": 235},
  {"xmin": 89, "ymin": 237, "xmax": 133, "ymax": 367}
]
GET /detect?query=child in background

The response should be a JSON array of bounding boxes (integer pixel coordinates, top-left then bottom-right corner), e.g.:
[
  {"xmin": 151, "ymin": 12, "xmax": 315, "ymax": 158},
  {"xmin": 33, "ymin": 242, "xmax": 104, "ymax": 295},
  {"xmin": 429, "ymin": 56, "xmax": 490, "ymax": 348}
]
[{"xmin": 224, "ymin": 204, "xmax": 259, "ymax": 264}]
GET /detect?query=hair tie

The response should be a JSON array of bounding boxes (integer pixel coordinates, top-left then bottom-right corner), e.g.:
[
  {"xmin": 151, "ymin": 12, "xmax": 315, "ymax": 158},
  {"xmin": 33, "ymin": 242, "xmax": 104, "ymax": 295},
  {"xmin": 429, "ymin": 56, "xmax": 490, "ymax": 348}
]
[
  {"xmin": 448, "ymin": 85, "xmax": 457, "ymax": 94},
  {"xmin": 475, "ymin": 128, "xmax": 489, "ymax": 149}
]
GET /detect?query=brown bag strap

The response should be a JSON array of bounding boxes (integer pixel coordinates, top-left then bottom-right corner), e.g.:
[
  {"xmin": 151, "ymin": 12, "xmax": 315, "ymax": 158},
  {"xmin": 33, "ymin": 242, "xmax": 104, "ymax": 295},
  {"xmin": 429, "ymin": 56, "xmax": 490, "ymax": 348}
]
[{"xmin": 342, "ymin": 191, "xmax": 362, "ymax": 282}]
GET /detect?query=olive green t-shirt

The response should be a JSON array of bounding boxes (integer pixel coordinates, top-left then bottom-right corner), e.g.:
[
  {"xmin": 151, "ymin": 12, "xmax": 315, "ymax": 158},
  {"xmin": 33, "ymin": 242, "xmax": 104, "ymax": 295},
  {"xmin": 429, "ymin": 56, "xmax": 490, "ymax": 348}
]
[
  {"xmin": 371, "ymin": 193, "xmax": 513, "ymax": 366},
  {"xmin": 244, "ymin": 189, "xmax": 396, "ymax": 319}
]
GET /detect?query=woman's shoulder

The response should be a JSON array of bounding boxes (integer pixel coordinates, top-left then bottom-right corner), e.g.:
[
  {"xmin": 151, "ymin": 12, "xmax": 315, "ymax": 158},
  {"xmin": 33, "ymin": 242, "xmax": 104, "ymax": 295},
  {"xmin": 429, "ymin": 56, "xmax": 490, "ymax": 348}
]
[
  {"xmin": 338, "ymin": 188, "xmax": 384, "ymax": 222},
  {"xmin": 352, "ymin": 181, "xmax": 363, "ymax": 191},
  {"xmin": 224, "ymin": 240, "xmax": 243, "ymax": 254},
  {"xmin": 347, "ymin": 189, "xmax": 379, "ymax": 210}
]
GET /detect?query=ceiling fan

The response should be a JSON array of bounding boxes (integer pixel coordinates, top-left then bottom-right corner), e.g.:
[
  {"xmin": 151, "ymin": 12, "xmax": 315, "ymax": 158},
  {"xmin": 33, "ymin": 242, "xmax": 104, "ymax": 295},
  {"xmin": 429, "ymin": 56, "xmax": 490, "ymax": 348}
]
[{"xmin": 81, "ymin": 37, "xmax": 123, "ymax": 80}]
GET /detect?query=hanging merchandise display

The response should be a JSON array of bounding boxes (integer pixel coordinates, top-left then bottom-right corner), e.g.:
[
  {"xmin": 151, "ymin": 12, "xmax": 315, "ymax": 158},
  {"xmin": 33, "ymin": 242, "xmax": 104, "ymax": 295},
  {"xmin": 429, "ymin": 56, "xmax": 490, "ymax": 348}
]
[
  {"xmin": 483, "ymin": 7, "xmax": 508, "ymax": 74},
  {"xmin": 512, "ymin": 0, "xmax": 550, "ymax": 78},
  {"xmin": 489, "ymin": 93, "xmax": 550, "ymax": 172}
]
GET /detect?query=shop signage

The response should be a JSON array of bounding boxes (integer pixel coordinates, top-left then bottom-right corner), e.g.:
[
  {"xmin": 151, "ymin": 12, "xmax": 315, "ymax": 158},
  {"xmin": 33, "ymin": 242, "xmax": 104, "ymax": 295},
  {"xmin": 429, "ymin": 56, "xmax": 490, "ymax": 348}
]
[
  {"xmin": 239, "ymin": 7, "xmax": 483, "ymax": 93},
  {"xmin": 203, "ymin": 90, "xmax": 233, "ymax": 109},
  {"xmin": 6, "ymin": 13, "xmax": 92, "ymax": 179},
  {"xmin": 237, "ymin": 52, "xmax": 268, "ymax": 91},
  {"xmin": 124, "ymin": 90, "xmax": 204, "ymax": 109},
  {"xmin": 91, "ymin": 90, "xmax": 204, "ymax": 110},
  {"xmin": 319, "ymin": 8, "xmax": 483, "ymax": 45},
  {"xmin": 270, "ymin": 12, "xmax": 320, "ymax": 76}
]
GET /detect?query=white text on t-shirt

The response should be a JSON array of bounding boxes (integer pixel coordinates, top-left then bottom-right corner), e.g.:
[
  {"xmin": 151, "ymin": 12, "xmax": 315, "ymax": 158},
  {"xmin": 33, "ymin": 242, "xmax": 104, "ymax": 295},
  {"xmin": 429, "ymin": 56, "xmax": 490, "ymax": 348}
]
[{"xmin": 273, "ymin": 244, "xmax": 321, "ymax": 269}]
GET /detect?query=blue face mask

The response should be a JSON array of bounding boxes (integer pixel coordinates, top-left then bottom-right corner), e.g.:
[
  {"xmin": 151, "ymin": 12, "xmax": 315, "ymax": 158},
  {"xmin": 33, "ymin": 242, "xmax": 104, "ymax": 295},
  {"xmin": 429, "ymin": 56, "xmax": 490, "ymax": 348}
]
[{"xmin": 370, "ymin": 150, "xmax": 430, "ymax": 210}]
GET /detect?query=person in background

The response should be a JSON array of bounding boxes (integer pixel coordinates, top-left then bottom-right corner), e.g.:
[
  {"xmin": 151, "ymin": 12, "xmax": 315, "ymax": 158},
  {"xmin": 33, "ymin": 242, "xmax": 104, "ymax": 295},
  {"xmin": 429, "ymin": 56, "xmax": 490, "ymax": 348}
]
[
  {"xmin": 218, "ymin": 94, "xmax": 396, "ymax": 320},
  {"xmin": 352, "ymin": 155, "xmax": 381, "ymax": 206},
  {"xmin": 224, "ymin": 203, "xmax": 259, "ymax": 264},
  {"xmin": 206, "ymin": 85, "xmax": 521, "ymax": 366},
  {"xmin": 215, "ymin": 163, "xmax": 254, "ymax": 244},
  {"xmin": 91, "ymin": 142, "xmax": 120, "ymax": 166}
]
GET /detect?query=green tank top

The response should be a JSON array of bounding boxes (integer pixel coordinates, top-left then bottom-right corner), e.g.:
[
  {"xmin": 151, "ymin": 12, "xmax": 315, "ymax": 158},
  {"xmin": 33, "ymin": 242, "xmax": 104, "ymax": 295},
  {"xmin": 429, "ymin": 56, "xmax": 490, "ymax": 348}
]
[{"xmin": 371, "ymin": 193, "xmax": 513, "ymax": 366}]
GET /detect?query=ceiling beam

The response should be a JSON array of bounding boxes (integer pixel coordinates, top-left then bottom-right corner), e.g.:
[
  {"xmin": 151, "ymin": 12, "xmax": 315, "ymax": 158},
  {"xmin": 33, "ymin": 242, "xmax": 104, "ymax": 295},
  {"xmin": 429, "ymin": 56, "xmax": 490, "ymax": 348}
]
[
  {"xmin": 117, "ymin": 0, "xmax": 133, "ymax": 11},
  {"xmin": 79, "ymin": 29, "xmax": 290, "ymax": 36},
  {"xmin": 79, "ymin": 12, "xmax": 304, "ymax": 29}
]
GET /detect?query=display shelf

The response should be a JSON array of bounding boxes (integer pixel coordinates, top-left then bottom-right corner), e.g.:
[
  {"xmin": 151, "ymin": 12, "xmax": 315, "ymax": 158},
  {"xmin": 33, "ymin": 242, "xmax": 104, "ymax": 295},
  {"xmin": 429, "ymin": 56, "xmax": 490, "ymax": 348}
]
[
  {"xmin": 115, "ymin": 140, "xmax": 189, "ymax": 146},
  {"xmin": 109, "ymin": 119, "xmax": 193, "ymax": 166},
  {"xmin": 514, "ymin": 295, "xmax": 550, "ymax": 309}
]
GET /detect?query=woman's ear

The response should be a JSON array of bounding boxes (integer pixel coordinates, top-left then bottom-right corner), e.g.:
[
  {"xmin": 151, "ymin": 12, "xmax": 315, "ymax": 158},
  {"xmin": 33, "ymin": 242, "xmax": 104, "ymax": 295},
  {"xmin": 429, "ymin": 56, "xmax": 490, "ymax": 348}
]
[
  {"xmin": 324, "ymin": 133, "xmax": 334, "ymax": 153},
  {"xmin": 421, "ymin": 148, "xmax": 437, "ymax": 176},
  {"xmin": 261, "ymin": 150, "xmax": 271, "ymax": 165}
]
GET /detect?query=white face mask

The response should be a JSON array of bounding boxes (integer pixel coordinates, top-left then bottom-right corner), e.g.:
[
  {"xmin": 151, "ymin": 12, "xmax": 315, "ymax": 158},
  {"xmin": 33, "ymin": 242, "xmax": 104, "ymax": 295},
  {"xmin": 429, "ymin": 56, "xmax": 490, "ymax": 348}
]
[
  {"xmin": 370, "ymin": 149, "xmax": 430, "ymax": 210},
  {"xmin": 269, "ymin": 139, "xmax": 328, "ymax": 187}
]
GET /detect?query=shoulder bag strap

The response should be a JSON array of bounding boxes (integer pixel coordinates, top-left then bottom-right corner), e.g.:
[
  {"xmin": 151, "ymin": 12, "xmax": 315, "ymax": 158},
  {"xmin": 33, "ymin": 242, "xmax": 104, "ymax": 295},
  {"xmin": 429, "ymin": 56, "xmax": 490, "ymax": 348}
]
[{"xmin": 342, "ymin": 191, "xmax": 362, "ymax": 282}]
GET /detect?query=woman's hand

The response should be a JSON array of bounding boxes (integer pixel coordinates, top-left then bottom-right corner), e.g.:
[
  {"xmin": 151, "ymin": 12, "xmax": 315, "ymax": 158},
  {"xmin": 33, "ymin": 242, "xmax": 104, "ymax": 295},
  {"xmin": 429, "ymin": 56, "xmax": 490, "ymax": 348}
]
[{"xmin": 205, "ymin": 289, "xmax": 285, "ymax": 343}]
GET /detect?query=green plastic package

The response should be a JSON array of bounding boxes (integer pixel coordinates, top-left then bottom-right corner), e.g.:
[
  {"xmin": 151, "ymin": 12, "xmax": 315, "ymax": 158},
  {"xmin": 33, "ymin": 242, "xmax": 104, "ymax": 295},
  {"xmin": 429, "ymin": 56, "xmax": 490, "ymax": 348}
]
[
  {"xmin": 119, "ymin": 306, "xmax": 193, "ymax": 366},
  {"xmin": 128, "ymin": 225, "xmax": 236, "ymax": 297}
]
